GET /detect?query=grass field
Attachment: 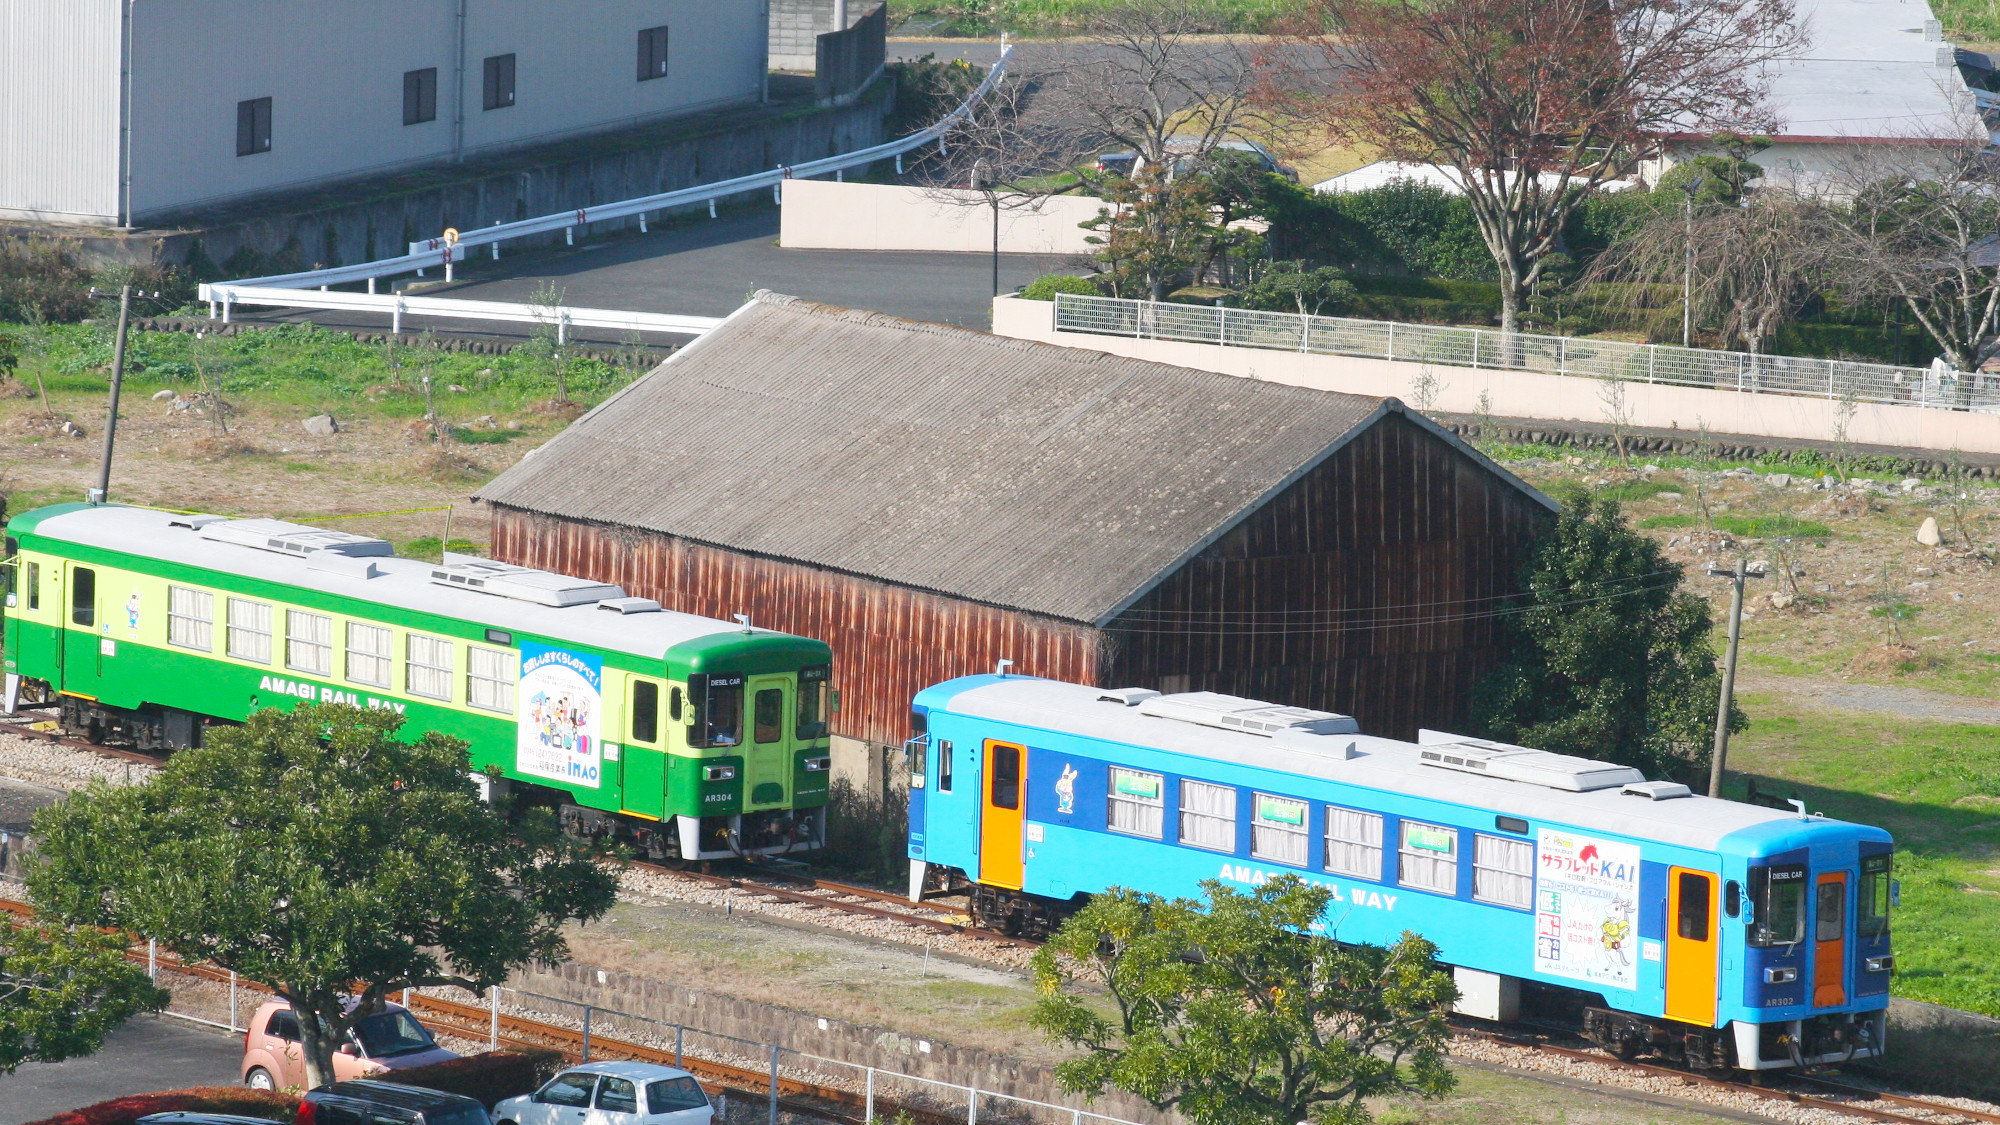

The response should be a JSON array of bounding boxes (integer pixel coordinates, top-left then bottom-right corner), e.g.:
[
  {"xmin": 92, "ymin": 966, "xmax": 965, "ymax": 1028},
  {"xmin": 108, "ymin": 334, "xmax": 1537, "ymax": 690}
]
[
  {"xmin": 887, "ymin": 0, "xmax": 1301, "ymax": 36},
  {"xmin": 1727, "ymin": 694, "xmax": 2000, "ymax": 1017}
]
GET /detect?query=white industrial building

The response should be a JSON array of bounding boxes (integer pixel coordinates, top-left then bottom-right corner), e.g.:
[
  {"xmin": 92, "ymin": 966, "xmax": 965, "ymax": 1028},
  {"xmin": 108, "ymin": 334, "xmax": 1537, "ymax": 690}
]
[{"xmin": 0, "ymin": 0, "xmax": 770, "ymax": 227}]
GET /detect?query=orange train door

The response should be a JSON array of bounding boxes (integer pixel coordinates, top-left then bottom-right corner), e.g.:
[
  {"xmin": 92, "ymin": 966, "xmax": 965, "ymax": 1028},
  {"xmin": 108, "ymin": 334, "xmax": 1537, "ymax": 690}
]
[
  {"xmin": 1665, "ymin": 868, "xmax": 1719, "ymax": 1027},
  {"xmin": 979, "ymin": 740, "xmax": 1026, "ymax": 890},
  {"xmin": 1813, "ymin": 873, "xmax": 1848, "ymax": 1007}
]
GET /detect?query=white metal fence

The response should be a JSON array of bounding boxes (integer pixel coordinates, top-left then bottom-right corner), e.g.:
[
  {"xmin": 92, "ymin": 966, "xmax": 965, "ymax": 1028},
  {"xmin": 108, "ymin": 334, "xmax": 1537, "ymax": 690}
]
[
  {"xmin": 1051, "ymin": 292, "xmax": 2000, "ymax": 413},
  {"xmin": 203, "ymin": 285, "xmax": 723, "ymax": 343}
]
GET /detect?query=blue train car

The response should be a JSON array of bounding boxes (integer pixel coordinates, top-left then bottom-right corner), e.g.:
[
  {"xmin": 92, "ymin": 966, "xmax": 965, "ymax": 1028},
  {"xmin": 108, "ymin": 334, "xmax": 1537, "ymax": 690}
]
[{"xmin": 905, "ymin": 674, "xmax": 1895, "ymax": 1071}]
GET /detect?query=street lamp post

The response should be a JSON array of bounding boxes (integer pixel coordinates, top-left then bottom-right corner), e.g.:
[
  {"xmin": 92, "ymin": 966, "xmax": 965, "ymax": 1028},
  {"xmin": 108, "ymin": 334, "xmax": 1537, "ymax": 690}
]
[{"xmin": 1705, "ymin": 557, "xmax": 1763, "ymax": 798}]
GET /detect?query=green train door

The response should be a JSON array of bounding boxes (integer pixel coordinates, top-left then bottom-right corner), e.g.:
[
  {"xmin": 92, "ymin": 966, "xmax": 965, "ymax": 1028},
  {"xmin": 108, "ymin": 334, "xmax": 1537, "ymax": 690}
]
[
  {"xmin": 60, "ymin": 563, "xmax": 100, "ymax": 698},
  {"xmin": 744, "ymin": 677, "xmax": 789, "ymax": 810},
  {"xmin": 620, "ymin": 676, "xmax": 668, "ymax": 821}
]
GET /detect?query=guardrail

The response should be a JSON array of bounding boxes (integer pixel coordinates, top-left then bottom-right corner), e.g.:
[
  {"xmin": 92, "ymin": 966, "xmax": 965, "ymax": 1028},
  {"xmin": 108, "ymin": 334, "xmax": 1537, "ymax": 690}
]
[
  {"xmin": 204, "ymin": 285, "xmax": 723, "ymax": 343},
  {"xmin": 199, "ymin": 40, "xmax": 1013, "ymax": 299},
  {"xmin": 1050, "ymin": 292, "xmax": 2000, "ymax": 414}
]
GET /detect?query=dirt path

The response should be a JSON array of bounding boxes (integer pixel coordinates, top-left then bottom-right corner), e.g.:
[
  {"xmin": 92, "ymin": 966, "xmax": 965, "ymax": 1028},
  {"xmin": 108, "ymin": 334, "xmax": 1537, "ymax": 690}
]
[{"xmin": 1737, "ymin": 669, "xmax": 2000, "ymax": 726}]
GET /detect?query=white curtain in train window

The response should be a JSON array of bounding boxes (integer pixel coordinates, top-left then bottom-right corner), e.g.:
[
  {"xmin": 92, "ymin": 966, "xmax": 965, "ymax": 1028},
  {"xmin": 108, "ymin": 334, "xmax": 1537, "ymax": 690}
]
[
  {"xmin": 1398, "ymin": 820, "xmax": 1458, "ymax": 893},
  {"xmin": 167, "ymin": 585, "xmax": 213, "ymax": 651},
  {"xmin": 285, "ymin": 610, "xmax": 332, "ymax": 676},
  {"xmin": 1324, "ymin": 806, "xmax": 1384, "ymax": 878},
  {"xmin": 1107, "ymin": 767, "xmax": 1164, "ymax": 839},
  {"xmin": 1179, "ymin": 779, "xmax": 1237, "ymax": 851},
  {"xmin": 1251, "ymin": 793, "xmax": 1309, "ymax": 866},
  {"xmin": 1473, "ymin": 833, "xmax": 1535, "ymax": 908},
  {"xmin": 226, "ymin": 598, "xmax": 273, "ymax": 664}
]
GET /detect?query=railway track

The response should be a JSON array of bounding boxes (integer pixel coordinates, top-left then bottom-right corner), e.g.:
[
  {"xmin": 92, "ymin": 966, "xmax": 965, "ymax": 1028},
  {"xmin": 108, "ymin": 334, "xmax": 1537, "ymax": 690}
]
[
  {"xmin": 639, "ymin": 861, "xmax": 1043, "ymax": 950},
  {"xmin": 1459, "ymin": 1024, "xmax": 2000, "ymax": 1125},
  {"xmin": 0, "ymin": 706, "xmax": 167, "ymax": 766}
]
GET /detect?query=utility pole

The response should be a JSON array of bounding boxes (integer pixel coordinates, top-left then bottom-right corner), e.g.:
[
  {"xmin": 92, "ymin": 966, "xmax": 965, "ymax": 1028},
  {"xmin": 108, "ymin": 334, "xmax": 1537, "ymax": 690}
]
[
  {"xmin": 93, "ymin": 284, "xmax": 133, "ymax": 504},
  {"xmin": 1706, "ymin": 558, "xmax": 1762, "ymax": 797}
]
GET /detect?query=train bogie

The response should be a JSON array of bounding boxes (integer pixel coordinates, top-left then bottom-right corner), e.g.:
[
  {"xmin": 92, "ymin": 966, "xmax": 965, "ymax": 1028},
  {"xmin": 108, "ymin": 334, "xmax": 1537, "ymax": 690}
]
[{"xmin": 907, "ymin": 674, "xmax": 1895, "ymax": 1071}]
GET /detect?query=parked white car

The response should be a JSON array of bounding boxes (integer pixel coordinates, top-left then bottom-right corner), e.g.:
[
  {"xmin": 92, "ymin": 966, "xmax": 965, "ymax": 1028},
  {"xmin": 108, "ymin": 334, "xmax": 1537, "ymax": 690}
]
[{"xmin": 495, "ymin": 1062, "xmax": 713, "ymax": 1125}]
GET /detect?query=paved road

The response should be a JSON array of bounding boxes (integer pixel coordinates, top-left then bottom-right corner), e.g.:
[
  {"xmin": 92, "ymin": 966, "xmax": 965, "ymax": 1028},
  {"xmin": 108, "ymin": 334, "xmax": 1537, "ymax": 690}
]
[
  {"xmin": 0, "ymin": 1015, "xmax": 247, "ymax": 1124},
  {"xmin": 239, "ymin": 210, "xmax": 1075, "ymax": 343}
]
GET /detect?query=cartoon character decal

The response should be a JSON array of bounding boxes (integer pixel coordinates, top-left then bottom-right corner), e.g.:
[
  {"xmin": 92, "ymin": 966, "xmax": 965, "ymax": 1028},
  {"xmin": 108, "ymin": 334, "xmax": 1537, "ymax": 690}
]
[
  {"xmin": 1600, "ymin": 896, "xmax": 1634, "ymax": 968},
  {"xmin": 1054, "ymin": 763, "xmax": 1079, "ymax": 815},
  {"xmin": 125, "ymin": 592, "xmax": 141, "ymax": 631}
]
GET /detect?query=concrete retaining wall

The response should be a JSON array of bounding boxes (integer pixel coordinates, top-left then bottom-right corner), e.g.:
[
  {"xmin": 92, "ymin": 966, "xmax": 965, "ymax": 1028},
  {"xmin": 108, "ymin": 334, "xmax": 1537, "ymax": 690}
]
[
  {"xmin": 770, "ymin": 0, "xmax": 877, "ymax": 71},
  {"xmin": 506, "ymin": 959, "xmax": 1178, "ymax": 1124},
  {"xmin": 782, "ymin": 180, "xmax": 1103, "ymax": 254},
  {"xmin": 992, "ymin": 296, "xmax": 2000, "ymax": 456}
]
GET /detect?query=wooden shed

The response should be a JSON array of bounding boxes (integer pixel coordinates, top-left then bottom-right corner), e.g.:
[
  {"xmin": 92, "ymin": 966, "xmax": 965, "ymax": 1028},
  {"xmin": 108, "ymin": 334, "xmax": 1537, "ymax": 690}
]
[{"xmin": 475, "ymin": 292, "xmax": 1555, "ymax": 782}]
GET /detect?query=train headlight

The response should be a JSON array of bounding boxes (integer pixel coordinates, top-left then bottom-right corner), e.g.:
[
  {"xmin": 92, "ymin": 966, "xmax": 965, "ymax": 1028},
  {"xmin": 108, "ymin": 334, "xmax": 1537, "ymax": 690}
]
[
  {"xmin": 803, "ymin": 757, "xmax": 830, "ymax": 772},
  {"xmin": 1764, "ymin": 967, "xmax": 1798, "ymax": 984},
  {"xmin": 703, "ymin": 765, "xmax": 737, "ymax": 782},
  {"xmin": 1865, "ymin": 955, "xmax": 1894, "ymax": 973}
]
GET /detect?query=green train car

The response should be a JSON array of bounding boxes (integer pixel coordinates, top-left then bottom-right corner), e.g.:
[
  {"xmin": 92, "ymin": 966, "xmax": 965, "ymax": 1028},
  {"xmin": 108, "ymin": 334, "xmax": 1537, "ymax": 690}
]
[{"xmin": 1, "ymin": 503, "xmax": 833, "ymax": 861}]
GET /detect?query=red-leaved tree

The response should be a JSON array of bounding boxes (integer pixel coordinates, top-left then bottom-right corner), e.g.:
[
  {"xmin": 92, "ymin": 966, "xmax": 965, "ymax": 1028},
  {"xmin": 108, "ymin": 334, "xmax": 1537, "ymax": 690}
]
[{"xmin": 1271, "ymin": 0, "xmax": 1803, "ymax": 334}]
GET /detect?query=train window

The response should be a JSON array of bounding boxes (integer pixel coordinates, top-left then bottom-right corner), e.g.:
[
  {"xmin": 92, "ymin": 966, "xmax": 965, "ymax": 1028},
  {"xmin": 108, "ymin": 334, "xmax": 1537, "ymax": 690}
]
[
  {"xmin": 937, "ymin": 740, "xmax": 953, "ymax": 792},
  {"xmin": 1324, "ymin": 807, "xmax": 1383, "ymax": 879},
  {"xmin": 754, "ymin": 688, "xmax": 784, "ymax": 744},
  {"xmin": 1815, "ymin": 880, "xmax": 1845, "ymax": 942},
  {"xmin": 226, "ymin": 598, "xmax": 273, "ymax": 664},
  {"xmin": 798, "ymin": 665, "xmax": 830, "ymax": 740},
  {"xmin": 1748, "ymin": 864, "xmax": 1807, "ymax": 946},
  {"xmin": 70, "ymin": 566, "xmax": 95, "ymax": 627},
  {"xmin": 1473, "ymin": 833, "xmax": 1534, "ymax": 908},
  {"xmin": 1858, "ymin": 854, "xmax": 1891, "ymax": 938},
  {"xmin": 628, "ymin": 680, "xmax": 660, "ymax": 743},
  {"xmin": 1251, "ymin": 794, "xmax": 1308, "ymax": 866},
  {"xmin": 1398, "ymin": 821, "xmax": 1458, "ymax": 894},
  {"xmin": 286, "ymin": 610, "xmax": 332, "ymax": 676},
  {"xmin": 1676, "ymin": 872, "xmax": 1712, "ymax": 940},
  {"xmin": 345, "ymin": 621, "xmax": 392, "ymax": 687},
  {"xmin": 167, "ymin": 585, "xmax": 214, "ymax": 651},
  {"xmin": 989, "ymin": 744, "xmax": 1022, "ymax": 810},
  {"xmin": 1725, "ymin": 880, "xmax": 1742, "ymax": 918},
  {"xmin": 1108, "ymin": 768, "xmax": 1164, "ymax": 838},
  {"xmin": 406, "ymin": 633, "xmax": 454, "ymax": 701},
  {"xmin": 26, "ymin": 562, "xmax": 39, "ymax": 611},
  {"xmin": 690, "ymin": 674, "xmax": 744, "ymax": 747},
  {"xmin": 1494, "ymin": 815, "xmax": 1529, "ymax": 835},
  {"xmin": 468, "ymin": 646, "xmax": 517, "ymax": 714},
  {"xmin": 1179, "ymin": 780, "xmax": 1237, "ymax": 851}
]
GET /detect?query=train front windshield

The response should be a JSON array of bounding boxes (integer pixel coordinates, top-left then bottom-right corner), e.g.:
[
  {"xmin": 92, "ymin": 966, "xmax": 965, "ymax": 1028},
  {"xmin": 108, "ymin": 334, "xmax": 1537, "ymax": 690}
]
[{"xmin": 1748, "ymin": 864, "xmax": 1807, "ymax": 946}]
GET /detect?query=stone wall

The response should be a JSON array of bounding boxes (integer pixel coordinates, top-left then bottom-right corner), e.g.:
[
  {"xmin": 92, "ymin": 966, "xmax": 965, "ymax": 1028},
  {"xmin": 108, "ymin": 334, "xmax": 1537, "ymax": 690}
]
[{"xmin": 506, "ymin": 959, "xmax": 1178, "ymax": 1125}]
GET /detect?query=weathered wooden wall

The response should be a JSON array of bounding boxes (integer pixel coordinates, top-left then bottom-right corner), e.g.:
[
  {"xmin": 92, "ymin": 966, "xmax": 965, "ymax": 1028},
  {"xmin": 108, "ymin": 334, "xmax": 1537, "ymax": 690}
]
[
  {"xmin": 1102, "ymin": 414, "xmax": 1550, "ymax": 740},
  {"xmin": 488, "ymin": 508, "xmax": 1101, "ymax": 749}
]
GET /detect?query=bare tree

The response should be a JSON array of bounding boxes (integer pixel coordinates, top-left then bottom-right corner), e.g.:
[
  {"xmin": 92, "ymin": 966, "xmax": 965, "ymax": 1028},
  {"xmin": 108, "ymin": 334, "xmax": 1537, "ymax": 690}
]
[
  {"xmin": 1275, "ymin": 0, "xmax": 1803, "ymax": 334},
  {"xmin": 1590, "ymin": 190, "xmax": 1834, "ymax": 358},
  {"xmin": 1819, "ymin": 130, "xmax": 2000, "ymax": 396}
]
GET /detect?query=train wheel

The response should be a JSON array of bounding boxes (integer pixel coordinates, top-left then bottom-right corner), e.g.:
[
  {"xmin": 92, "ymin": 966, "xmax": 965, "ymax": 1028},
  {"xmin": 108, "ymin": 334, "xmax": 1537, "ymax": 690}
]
[{"xmin": 1613, "ymin": 1035, "xmax": 1642, "ymax": 1061}]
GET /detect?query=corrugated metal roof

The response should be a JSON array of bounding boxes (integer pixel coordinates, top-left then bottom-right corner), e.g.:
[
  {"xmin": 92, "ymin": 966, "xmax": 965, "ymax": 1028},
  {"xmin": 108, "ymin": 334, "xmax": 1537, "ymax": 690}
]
[{"xmin": 477, "ymin": 293, "xmax": 1535, "ymax": 624}]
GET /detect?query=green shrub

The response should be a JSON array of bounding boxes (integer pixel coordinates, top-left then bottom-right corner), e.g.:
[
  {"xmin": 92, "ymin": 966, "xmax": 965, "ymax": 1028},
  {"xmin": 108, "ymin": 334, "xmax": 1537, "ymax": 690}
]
[
  {"xmin": 21, "ymin": 1088, "xmax": 299, "ymax": 1125},
  {"xmin": 0, "ymin": 239, "xmax": 93, "ymax": 324},
  {"xmin": 1236, "ymin": 263, "xmax": 1359, "ymax": 315},
  {"xmin": 823, "ymin": 776, "xmax": 908, "ymax": 886},
  {"xmin": 1019, "ymin": 273, "xmax": 1100, "ymax": 301},
  {"xmin": 389, "ymin": 1048, "xmax": 568, "ymax": 1109}
]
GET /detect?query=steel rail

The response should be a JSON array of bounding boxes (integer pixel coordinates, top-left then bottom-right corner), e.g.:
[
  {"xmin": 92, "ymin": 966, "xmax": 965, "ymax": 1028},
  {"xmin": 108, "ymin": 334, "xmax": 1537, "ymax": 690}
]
[
  {"xmin": 634, "ymin": 862, "xmax": 1040, "ymax": 949},
  {"xmin": 0, "ymin": 709, "xmax": 167, "ymax": 766}
]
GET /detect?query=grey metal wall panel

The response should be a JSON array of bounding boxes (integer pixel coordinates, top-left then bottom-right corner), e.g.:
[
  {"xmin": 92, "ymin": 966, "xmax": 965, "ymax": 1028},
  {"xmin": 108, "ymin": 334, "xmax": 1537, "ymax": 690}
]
[
  {"xmin": 0, "ymin": 0, "xmax": 122, "ymax": 223},
  {"xmin": 119, "ymin": 0, "xmax": 765, "ymax": 222}
]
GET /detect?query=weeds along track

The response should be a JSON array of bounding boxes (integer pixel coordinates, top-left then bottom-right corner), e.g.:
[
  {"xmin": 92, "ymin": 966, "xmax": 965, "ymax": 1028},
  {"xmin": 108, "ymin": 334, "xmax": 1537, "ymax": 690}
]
[{"xmin": 637, "ymin": 860, "xmax": 1042, "ymax": 951}]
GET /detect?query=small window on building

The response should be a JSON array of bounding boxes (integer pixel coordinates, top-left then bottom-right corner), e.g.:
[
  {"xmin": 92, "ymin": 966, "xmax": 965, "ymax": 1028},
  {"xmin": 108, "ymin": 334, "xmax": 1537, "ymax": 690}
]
[
  {"xmin": 483, "ymin": 54, "xmax": 516, "ymax": 110},
  {"xmin": 403, "ymin": 67, "xmax": 438, "ymax": 125},
  {"xmin": 1397, "ymin": 820, "xmax": 1458, "ymax": 895},
  {"xmin": 286, "ymin": 610, "xmax": 331, "ymax": 676},
  {"xmin": 226, "ymin": 598, "xmax": 273, "ymax": 664},
  {"xmin": 1472, "ymin": 833, "xmax": 1534, "ymax": 908},
  {"xmin": 1324, "ymin": 806, "xmax": 1384, "ymax": 879},
  {"xmin": 637, "ymin": 25, "xmax": 670, "ymax": 81},
  {"xmin": 1107, "ymin": 767, "xmax": 1163, "ymax": 838},
  {"xmin": 630, "ymin": 680, "xmax": 660, "ymax": 743},
  {"xmin": 937, "ymin": 739, "xmax": 953, "ymax": 792},
  {"xmin": 1251, "ymin": 793, "xmax": 1308, "ymax": 867},
  {"xmin": 346, "ymin": 621, "xmax": 392, "ymax": 688},
  {"xmin": 406, "ymin": 634, "xmax": 453, "ymax": 700},
  {"xmin": 236, "ymin": 97, "xmax": 272, "ymax": 156},
  {"xmin": 468, "ymin": 645, "xmax": 516, "ymax": 714},
  {"xmin": 1179, "ymin": 779, "xmax": 1236, "ymax": 852},
  {"xmin": 167, "ymin": 585, "xmax": 213, "ymax": 651},
  {"xmin": 70, "ymin": 567, "xmax": 94, "ymax": 627}
]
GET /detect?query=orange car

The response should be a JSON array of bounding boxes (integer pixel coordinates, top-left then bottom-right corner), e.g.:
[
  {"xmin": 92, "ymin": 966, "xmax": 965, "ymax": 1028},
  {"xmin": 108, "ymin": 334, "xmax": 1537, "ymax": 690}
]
[{"xmin": 241, "ymin": 998, "xmax": 457, "ymax": 1090}]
